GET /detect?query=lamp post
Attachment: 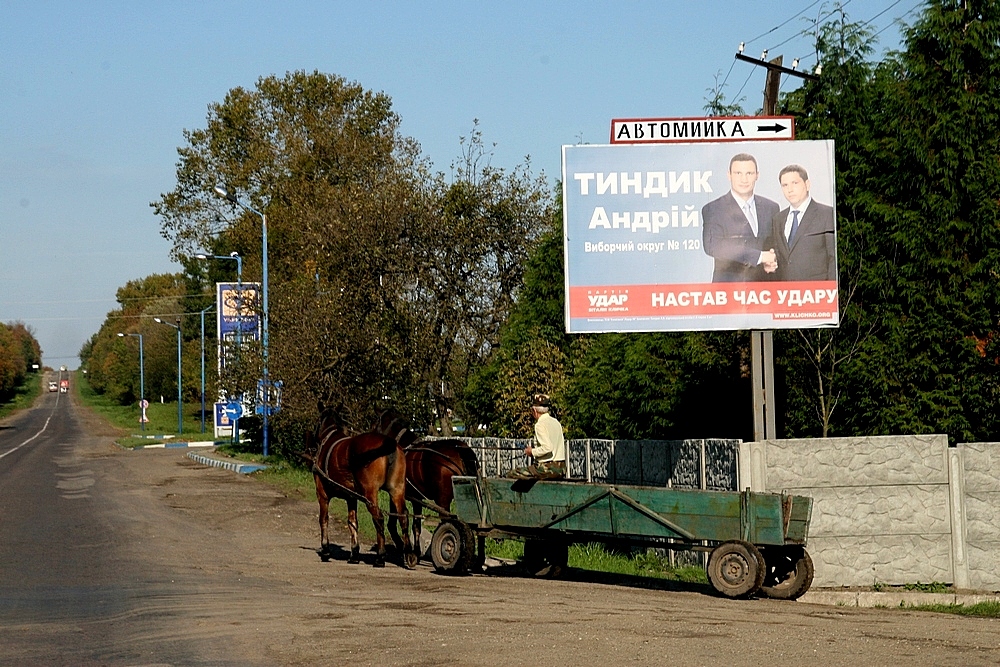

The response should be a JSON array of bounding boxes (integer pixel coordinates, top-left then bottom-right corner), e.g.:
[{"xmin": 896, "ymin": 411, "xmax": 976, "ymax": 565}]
[
  {"xmin": 194, "ymin": 252, "xmax": 242, "ymax": 284},
  {"xmin": 213, "ymin": 184, "xmax": 271, "ymax": 457},
  {"xmin": 154, "ymin": 317, "xmax": 183, "ymax": 436},
  {"xmin": 199, "ymin": 305, "xmax": 214, "ymax": 433},
  {"xmin": 117, "ymin": 332, "xmax": 145, "ymax": 431},
  {"xmin": 195, "ymin": 251, "xmax": 244, "ymax": 376}
]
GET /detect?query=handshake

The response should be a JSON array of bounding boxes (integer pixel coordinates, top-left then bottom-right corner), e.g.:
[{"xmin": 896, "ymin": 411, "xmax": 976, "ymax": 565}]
[{"xmin": 761, "ymin": 248, "xmax": 778, "ymax": 274}]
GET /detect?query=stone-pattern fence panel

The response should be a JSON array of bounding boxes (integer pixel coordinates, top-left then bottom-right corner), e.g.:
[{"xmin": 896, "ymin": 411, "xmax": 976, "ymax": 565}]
[
  {"xmin": 430, "ymin": 433, "xmax": 1000, "ymax": 589},
  {"xmin": 961, "ymin": 442, "xmax": 1000, "ymax": 590}
]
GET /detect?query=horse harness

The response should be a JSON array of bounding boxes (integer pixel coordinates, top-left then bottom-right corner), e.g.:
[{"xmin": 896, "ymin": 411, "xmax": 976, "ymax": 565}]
[
  {"xmin": 312, "ymin": 432, "xmax": 370, "ymax": 505},
  {"xmin": 312, "ymin": 432, "xmax": 408, "ymax": 520},
  {"xmin": 402, "ymin": 445, "xmax": 468, "ymax": 517}
]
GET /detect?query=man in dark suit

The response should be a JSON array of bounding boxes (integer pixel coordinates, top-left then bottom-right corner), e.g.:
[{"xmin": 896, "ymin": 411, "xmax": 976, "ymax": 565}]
[
  {"xmin": 769, "ymin": 164, "xmax": 837, "ymax": 281},
  {"xmin": 702, "ymin": 153, "xmax": 780, "ymax": 282}
]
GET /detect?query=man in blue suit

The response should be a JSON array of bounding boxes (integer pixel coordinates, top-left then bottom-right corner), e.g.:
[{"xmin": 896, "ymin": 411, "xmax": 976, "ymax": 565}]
[
  {"xmin": 702, "ymin": 153, "xmax": 780, "ymax": 282},
  {"xmin": 769, "ymin": 164, "xmax": 837, "ymax": 282}
]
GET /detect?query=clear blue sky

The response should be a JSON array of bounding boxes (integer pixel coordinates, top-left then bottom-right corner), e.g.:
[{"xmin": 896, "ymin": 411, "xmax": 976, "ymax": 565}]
[{"xmin": 1, "ymin": 1, "xmax": 920, "ymax": 369}]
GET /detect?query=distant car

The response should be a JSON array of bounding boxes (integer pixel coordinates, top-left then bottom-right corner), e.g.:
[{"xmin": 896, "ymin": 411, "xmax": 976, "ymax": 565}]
[
  {"xmin": 59, "ymin": 386, "xmax": 67, "ymax": 393},
  {"xmin": 48, "ymin": 381, "xmax": 58, "ymax": 392}
]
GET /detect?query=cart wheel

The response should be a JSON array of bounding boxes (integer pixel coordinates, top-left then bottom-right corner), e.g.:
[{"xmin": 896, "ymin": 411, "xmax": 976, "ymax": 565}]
[
  {"xmin": 430, "ymin": 520, "xmax": 476, "ymax": 575},
  {"xmin": 522, "ymin": 538, "xmax": 569, "ymax": 579},
  {"xmin": 760, "ymin": 546, "xmax": 814, "ymax": 600},
  {"xmin": 706, "ymin": 540, "xmax": 765, "ymax": 598}
]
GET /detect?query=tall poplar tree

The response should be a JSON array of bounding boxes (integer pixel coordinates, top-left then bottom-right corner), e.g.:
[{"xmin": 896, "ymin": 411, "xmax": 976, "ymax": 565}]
[{"xmin": 852, "ymin": 0, "xmax": 1000, "ymax": 441}]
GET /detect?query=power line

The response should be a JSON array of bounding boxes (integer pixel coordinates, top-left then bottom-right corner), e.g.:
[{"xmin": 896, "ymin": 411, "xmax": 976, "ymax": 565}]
[
  {"xmin": 729, "ymin": 0, "xmax": 920, "ymax": 100},
  {"xmin": 745, "ymin": 0, "xmax": 824, "ymax": 47},
  {"xmin": 865, "ymin": 0, "xmax": 907, "ymax": 26},
  {"xmin": 732, "ymin": 68, "xmax": 758, "ymax": 107},
  {"xmin": 718, "ymin": 58, "xmax": 739, "ymax": 95},
  {"xmin": 0, "ymin": 290, "xmax": 234, "ymax": 309},
  {"xmin": 873, "ymin": 3, "xmax": 919, "ymax": 38}
]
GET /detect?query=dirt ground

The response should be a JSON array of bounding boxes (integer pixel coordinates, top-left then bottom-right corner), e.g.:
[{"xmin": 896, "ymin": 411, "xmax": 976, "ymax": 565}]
[{"xmin": 74, "ymin": 402, "xmax": 1000, "ymax": 667}]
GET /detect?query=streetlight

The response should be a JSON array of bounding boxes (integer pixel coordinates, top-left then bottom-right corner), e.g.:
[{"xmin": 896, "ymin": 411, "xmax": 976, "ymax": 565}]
[
  {"xmin": 117, "ymin": 332, "xmax": 145, "ymax": 431},
  {"xmin": 154, "ymin": 317, "xmax": 183, "ymax": 436},
  {"xmin": 194, "ymin": 251, "xmax": 242, "ymax": 284},
  {"xmin": 199, "ymin": 304, "xmax": 215, "ymax": 433},
  {"xmin": 213, "ymin": 184, "xmax": 272, "ymax": 457},
  {"xmin": 196, "ymin": 250, "xmax": 244, "ymax": 362}
]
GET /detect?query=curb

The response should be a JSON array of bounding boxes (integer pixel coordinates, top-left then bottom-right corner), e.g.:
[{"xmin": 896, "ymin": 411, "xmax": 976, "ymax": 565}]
[
  {"xmin": 186, "ymin": 450, "xmax": 268, "ymax": 474},
  {"xmin": 133, "ymin": 440, "xmax": 219, "ymax": 450},
  {"xmin": 798, "ymin": 589, "xmax": 1000, "ymax": 608}
]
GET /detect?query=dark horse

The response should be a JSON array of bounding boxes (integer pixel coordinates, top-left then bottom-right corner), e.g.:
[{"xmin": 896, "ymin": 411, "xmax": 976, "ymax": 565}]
[
  {"xmin": 375, "ymin": 412, "xmax": 483, "ymax": 565},
  {"xmin": 305, "ymin": 412, "xmax": 416, "ymax": 568}
]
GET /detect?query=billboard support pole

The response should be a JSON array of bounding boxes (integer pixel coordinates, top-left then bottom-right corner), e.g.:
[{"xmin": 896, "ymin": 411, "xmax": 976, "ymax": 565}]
[
  {"xmin": 739, "ymin": 52, "xmax": 817, "ymax": 441},
  {"xmin": 751, "ymin": 54, "xmax": 787, "ymax": 441}
]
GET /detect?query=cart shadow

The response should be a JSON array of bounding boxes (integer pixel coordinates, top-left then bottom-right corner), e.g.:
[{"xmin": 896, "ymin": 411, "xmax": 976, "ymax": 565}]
[{"xmin": 481, "ymin": 560, "xmax": 713, "ymax": 596}]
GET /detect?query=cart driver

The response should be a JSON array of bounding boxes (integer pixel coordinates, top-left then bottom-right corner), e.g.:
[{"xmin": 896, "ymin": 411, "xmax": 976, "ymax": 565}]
[{"xmin": 506, "ymin": 394, "xmax": 567, "ymax": 480}]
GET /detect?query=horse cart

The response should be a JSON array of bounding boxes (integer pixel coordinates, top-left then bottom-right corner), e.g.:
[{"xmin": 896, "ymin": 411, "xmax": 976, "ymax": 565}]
[{"xmin": 427, "ymin": 476, "xmax": 815, "ymax": 599}]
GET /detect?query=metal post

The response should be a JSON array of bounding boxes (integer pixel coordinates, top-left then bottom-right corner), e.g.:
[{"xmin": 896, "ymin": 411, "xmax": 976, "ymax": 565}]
[
  {"xmin": 213, "ymin": 185, "xmax": 271, "ymax": 457},
  {"xmin": 200, "ymin": 305, "xmax": 213, "ymax": 433},
  {"xmin": 732, "ymin": 51, "xmax": 816, "ymax": 441},
  {"xmin": 175, "ymin": 319, "xmax": 182, "ymax": 436},
  {"xmin": 118, "ymin": 333, "xmax": 145, "ymax": 430},
  {"xmin": 137, "ymin": 334, "xmax": 144, "ymax": 431},
  {"xmin": 261, "ymin": 211, "xmax": 269, "ymax": 457},
  {"xmin": 154, "ymin": 317, "xmax": 183, "ymax": 435}
]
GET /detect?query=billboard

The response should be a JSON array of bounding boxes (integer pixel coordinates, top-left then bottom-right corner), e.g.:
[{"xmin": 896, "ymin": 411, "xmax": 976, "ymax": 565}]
[
  {"xmin": 562, "ymin": 140, "xmax": 838, "ymax": 333},
  {"xmin": 216, "ymin": 282, "xmax": 261, "ymax": 372}
]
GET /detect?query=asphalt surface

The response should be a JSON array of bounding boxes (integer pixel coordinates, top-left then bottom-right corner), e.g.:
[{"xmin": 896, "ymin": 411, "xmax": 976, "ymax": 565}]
[{"xmin": 0, "ymin": 388, "xmax": 263, "ymax": 666}]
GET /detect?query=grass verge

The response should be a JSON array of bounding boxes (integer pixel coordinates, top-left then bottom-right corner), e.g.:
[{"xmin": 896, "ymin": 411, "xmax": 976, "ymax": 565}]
[
  {"xmin": 0, "ymin": 374, "xmax": 43, "ymax": 420},
  {"xmin": 77, "ymin": 373, "xmax": 225, "ymax": 447},
  {"xmin": 485, "ymin": 539, "xmax": 707, "ymax": 583},
  {"xmin": 904, "ymin": 601, "xmax": 1000, "ymax": 618}
]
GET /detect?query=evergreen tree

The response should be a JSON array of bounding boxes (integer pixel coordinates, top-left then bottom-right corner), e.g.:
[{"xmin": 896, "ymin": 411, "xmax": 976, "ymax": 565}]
[{"xmin": 854, "ymin": 0, "xmax": 1000, "ymax": 441}]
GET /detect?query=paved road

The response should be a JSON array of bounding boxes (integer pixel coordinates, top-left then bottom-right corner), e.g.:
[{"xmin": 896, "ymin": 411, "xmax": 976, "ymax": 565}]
[
  {"xmin": 0, "ymin": 388, "xmax": 263, "ymax": 667},
  {"xmin": 3, "ymin": 388, "xmax": 1000, "ymax": 667}
]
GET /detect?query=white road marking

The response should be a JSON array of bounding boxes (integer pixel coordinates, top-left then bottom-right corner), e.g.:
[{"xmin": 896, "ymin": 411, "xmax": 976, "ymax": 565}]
[{"xmin": 0, "ymin": 415, "xmax": 52, "ymax": 460}]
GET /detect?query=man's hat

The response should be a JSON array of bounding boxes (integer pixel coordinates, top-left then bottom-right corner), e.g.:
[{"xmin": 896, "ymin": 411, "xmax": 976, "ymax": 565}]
[{"xmin": 532, "ymin": 394, "xmax": 551, "ymax": 408}]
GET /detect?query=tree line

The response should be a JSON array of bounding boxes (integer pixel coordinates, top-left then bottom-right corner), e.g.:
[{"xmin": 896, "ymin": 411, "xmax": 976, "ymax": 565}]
[
  {"xmin": 0, "ymin": 322, "xmax": 42, "ymax": 399},
  {"xmin": 81, "ymin": 1, "xmax": 1000, "ymax": 457}
]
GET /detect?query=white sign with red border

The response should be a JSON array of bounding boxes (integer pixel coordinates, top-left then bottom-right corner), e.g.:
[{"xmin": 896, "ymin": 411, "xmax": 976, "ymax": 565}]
[{"xmin": 611, "ymin": 116, "xmax": 795, "ymax": 144}]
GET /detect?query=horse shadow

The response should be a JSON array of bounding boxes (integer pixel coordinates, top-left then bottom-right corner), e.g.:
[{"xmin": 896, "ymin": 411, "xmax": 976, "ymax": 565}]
[{"xmin": 307, "ymin": 542, "xmax": 412, "ymax": 568}]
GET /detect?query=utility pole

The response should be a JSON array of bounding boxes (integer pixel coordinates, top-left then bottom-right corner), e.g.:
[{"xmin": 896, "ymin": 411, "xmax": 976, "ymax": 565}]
[{"xmin": 734, "ymin": 50, "xmax": 818, "ymax": 441}]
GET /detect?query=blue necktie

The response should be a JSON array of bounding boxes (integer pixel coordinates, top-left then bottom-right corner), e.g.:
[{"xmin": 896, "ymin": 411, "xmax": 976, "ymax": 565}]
[{"xmin": 788, "ymin": 210, "xmax": 800, "ymax": 243}]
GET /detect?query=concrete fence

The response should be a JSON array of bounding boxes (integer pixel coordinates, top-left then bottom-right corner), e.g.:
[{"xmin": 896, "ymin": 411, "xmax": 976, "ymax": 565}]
[
  {"xmin": 452, "ymin": 434, "xmax": 1000, "ymax": 590},
  {"xmin": 745, "ymin": 435, "xmax": 1000, "ymax": 589}
]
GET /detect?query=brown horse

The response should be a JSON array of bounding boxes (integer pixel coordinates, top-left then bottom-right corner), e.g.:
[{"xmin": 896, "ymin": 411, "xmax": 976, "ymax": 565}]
[
  {"xmin": 373, "ymin": 412, "xmax": 483, "ymax": 564},
  {"xmin": 404, "ymin": 438, "xmax": 482, "ymax": 562},
  {"xmin": 306, "ymin": 413, "xmax": 416, "ymax": 568}
]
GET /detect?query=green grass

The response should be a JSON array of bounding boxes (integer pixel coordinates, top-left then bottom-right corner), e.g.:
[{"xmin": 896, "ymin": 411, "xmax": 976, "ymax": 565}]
[
  {"xmin": 0, "ymin": 373, "xmax": 43, "ymax": 420},
  {"xmin": 905, "ymin": 601, "xmax": 1000, "ymax": 618},
  {"xmin": 569, "ymin": 542, "xmax": 707, "ymax": 582},
  {"xmin": 76, "ymin": 374, "xmax": 230, "ymax": 447},
  {"xmin": 902, "ymin": 581, "xmax": 950, "ymax": 594},
  {"xmin": 486, "ymin": 539, "xmax": 707, "ymax": 583}
]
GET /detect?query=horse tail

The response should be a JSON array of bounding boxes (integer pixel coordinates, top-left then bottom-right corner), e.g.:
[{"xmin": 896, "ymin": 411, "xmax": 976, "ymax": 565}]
[{"xmin": 353, "ymin": 433, "xmax": 400, "ymax": 470}]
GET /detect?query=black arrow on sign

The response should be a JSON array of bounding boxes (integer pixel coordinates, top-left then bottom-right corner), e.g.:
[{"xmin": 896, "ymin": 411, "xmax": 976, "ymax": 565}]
[{"xmin": 756, "ymin": 123, "xmax": 788, "ymax": 133}]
